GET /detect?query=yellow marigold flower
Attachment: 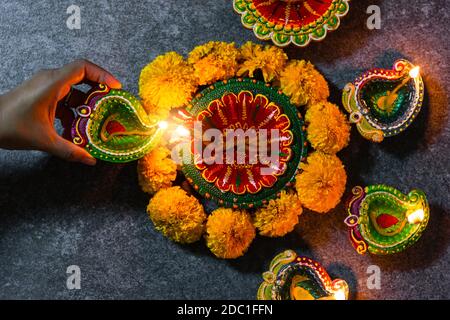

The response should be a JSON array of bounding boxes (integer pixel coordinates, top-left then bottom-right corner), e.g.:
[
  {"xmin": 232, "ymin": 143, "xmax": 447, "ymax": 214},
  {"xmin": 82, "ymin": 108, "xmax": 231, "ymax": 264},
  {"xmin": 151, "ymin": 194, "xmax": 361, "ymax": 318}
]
[
  {"xmin": 254, "ymin": 191, "xmax": 303, "ymax": 237},
  {"xmin": 295, "ymin": 152, "xmax": 347, "ymax": 213},
  {"xmin": 137, "ymin": 146, "xmax": 177, "ymax": 194},
  {"xmin": 305, "ymin": 101, "xmax": 351, "ymax": 154},
  {"xmin": 205, "ymin": 208, "xmax": 255, "ymax": 259},
  {"xmin": 147, "ymin": 186, "xmax": 206, "ymax": 244},
  {"xmin": 188, "ymin": 41, "xmax": 240, "ymax": 85},
  {"xmin": 237, "ymin": 41, "xmax": 288, "ymax": 82},
  {"xmin": 139, "ymin": 52, "xmax": 197, "ymax": 118},
  {"xmin": 279, "ymin": 60, "xmax": 329, "ymax": 107}
]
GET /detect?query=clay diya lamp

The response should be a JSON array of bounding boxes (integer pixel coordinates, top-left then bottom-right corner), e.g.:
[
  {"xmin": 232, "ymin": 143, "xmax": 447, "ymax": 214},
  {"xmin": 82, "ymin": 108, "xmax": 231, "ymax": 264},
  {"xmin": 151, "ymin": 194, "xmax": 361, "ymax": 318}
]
[
  {"xmin": 69, "ymin": 84, "xmax": 165, "ymax": 163},
  {"xmin": 342, "ymin": 59, "xmax": 424, "ymax": 142},
  {"xmin": 258, "ymin": 250, "xmax": 349, "ymax": 300},
  {"xmin": 344, "ymin": 185, "xmax": 430, "ymax": 255}
]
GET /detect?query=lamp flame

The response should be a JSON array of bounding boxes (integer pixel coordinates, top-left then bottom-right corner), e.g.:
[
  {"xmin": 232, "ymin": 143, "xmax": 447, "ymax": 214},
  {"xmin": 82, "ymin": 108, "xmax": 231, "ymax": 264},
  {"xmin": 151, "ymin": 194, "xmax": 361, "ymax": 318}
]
[
  {"xmin": 409, "ymin": 66, "xmax": 420, "ymax": 79},
  {"xmin": 175, "ymin": 125, "xmax": 190, "ymax": 137},
  {"xmin": 407, "ymin": 208, "xmax": 425, "ymax": 224},
  {"xmin": 333, "ymin": 288, "xmax": 347, "ymax": 301},
  {"xmin": 158, "ymin": 121, "xmax": 169, "ymax": 130}
]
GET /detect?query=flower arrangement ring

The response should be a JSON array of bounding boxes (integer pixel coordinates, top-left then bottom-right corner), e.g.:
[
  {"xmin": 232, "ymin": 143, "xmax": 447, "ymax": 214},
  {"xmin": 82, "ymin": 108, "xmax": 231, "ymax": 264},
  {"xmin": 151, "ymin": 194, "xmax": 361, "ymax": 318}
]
[
  {"xmin": 233, "ymin": 0, "xmax": 351, "ymax": 47},
  {"xmin": 180, "ymin": 78, "xmax": 308, "ymax": 209},
  {"xmin": 137, "ymin": 41, "xmax": 350, "ymax": 258}
]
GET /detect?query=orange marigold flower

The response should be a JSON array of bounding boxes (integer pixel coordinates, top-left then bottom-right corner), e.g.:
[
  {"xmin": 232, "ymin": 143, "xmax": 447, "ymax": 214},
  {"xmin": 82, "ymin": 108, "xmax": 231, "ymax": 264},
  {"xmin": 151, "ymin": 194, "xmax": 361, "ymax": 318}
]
[
  {"xmin": 205, "ymin": 208, "xmax": 255, "ymax": 259},
  {"xmin": 305, "ymin": 101, "xmax": 351, "ymax": 154},
  {"xmin": 295, "ymin": 152, "xmax": 347, "ymax": 213},
  {"xmin": 147, "ymin": 186, "xmax": 206, "ymax": 243},
  {"xmin": 280, "ymin": 60, "xmax": 329, "ymax": 107},
  {"xmin": 254, "ymin": 191, "xmax": 303, "ymax": 237}
]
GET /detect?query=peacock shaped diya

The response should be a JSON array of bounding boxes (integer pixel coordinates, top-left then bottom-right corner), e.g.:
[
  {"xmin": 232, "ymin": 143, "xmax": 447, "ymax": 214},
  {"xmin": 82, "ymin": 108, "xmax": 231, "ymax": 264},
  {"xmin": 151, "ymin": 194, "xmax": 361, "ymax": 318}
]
[
  {"xmin": 342, "ymin": 59, "xmax": 424, "ymax": 142},
  {"xmin": 69, "ymin": 84, "xmax": 165, "ymax": 163},
  {"xmin": 233, "ymin": 0, "xmax": 350, "ymax": 47},
  {"xmin": 344, "ymin": 185, "xmax": 430, "ymax": 255},
  {"xmin": 258, "ymin": 250, "xmax": 349, "ymax": 300}
]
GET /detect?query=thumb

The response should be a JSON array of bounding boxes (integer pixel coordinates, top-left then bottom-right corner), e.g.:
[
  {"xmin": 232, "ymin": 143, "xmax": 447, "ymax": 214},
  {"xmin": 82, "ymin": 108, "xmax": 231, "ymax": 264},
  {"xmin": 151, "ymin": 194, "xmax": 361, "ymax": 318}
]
[{"xmin": 47, "ymin": 134, "xmax": 97, "ymax": 166}]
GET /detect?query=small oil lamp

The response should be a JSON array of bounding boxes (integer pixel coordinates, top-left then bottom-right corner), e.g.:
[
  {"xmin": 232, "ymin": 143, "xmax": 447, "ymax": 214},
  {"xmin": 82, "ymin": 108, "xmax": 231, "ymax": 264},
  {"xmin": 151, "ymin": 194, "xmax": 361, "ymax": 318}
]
[
  {"xmin": 344, "ymin": 185, "xmax": 430, "ymax": 255},
  {"xmin": 342, "ymin": 60, "xmax": 424, "ymax": 142},
  {"xmin": 69, "ymin": 84, "xmax": 166, "ymax": 163},
  {"xmin": 258, "ymin": 250, "xmax": 349, "ymax": 300}
]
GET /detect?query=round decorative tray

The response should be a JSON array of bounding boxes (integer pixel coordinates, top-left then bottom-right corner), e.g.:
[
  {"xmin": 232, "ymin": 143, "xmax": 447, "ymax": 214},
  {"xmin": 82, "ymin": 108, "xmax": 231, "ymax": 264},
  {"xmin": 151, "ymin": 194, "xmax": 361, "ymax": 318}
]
[
  {"xmin": 233, "ymin": 0, "xmax": 350, "ymax": 47},
  {"xmin": 180, "ymin": 78, "xmax": 307, "ymax": 209}
]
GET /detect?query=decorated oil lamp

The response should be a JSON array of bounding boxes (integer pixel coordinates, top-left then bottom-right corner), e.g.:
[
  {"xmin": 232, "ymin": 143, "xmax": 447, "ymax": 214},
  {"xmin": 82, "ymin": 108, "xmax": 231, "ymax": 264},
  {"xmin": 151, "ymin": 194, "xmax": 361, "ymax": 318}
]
[
  {"xmin": 178, "ymin": 78, "xmax": 307, "ymax": 209},
  {"xmin": 233, "ymin": 0, "xmax": 350, "ymax": 47},
  {"xmin": 342, "ymin": 59, "xmax": 424, "ymax": 142},
  {"xmin": 69, "ymin": 84, "xmax": 165, "ymax": 163},
  {"xmin": 344, "ymin": 185, "xmax": 430, "ymax": 255},
  {"xmin": 258, "ymin": 250, "xmax": 349, "ymax": 300}
]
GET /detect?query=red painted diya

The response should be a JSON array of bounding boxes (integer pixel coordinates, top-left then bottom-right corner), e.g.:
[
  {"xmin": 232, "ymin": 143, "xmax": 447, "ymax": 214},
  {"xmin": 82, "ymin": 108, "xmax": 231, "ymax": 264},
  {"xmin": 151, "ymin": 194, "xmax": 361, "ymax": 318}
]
[
  {"xmin": 180, "ymin": 78, "xmax": 307, "ymax": 209},
  {"xmin": 233, "ymin": 0, "xmax": 350, "ymax": 47}
]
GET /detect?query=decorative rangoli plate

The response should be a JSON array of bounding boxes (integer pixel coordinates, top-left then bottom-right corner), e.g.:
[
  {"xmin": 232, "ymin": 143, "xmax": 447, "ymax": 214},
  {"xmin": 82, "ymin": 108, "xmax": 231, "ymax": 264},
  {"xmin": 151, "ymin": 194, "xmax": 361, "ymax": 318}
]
[
  {"xmin": 233, "ymin": 0, "xmax": 350, "ymax": 47},
  {"xmin": 180, "ymin": 78, "xmax": 307, "ymax": 209}
]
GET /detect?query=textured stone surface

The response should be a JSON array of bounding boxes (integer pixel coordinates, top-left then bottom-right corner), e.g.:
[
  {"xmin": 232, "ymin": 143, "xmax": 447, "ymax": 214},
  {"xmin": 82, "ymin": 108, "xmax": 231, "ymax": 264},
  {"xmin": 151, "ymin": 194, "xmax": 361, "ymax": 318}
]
[{"xmin": 0, "ymin": 0, "xmax": 449, "ymax": 299}]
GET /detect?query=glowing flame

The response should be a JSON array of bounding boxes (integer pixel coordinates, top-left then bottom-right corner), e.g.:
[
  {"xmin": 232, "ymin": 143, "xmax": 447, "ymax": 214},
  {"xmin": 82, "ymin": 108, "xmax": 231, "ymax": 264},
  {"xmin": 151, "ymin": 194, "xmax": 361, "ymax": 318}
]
[
  {"xmin": 158, "ymin": 121, "xmax": 169, "ymax": 130},
  {"xmin": 175, "ymin": 125, "xmax": 190, "ymax": 137},
  {"xmin": 333, "ymin": 289, "xmax": 347, "ymax": 301},
  {"xmin": 409, "ymin": 66, "xmax": 420, "ymax": 79},
  {"xmin": 407, "ymin": 208, "xmax": 425, "ymax": 224}
]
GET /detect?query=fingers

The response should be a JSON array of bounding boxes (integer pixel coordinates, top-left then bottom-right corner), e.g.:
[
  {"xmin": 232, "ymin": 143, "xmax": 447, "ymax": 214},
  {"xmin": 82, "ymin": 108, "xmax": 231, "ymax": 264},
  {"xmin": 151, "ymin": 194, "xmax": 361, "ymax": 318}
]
[
  {"xmin": 45, "ymin": 133, "xmax": 97, "ymax": 166},
  {"xmin": 54, "ymin": 59, "xmax": 122, "ymax": 99}
]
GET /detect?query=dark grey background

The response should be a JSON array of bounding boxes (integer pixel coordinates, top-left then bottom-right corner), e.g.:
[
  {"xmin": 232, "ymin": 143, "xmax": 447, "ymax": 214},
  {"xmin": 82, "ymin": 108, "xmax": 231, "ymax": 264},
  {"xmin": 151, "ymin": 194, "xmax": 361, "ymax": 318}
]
[{"xmin": 0, "ymin": 0, "xmax": 449, "ymax": 299}]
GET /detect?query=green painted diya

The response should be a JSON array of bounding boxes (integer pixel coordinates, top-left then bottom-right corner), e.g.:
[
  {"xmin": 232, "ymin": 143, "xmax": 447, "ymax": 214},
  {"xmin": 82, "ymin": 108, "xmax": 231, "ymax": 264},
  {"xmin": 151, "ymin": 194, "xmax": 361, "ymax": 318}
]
[
  {"xmin": 179, "ymin": 78, "xmax": 307, "ymax": 209},
  {"xmin": 70, "ymin": 84, "xmax": 163, "ymax": 163},
  {"xmin": 342, "ymin": 59, "xmax": 424, "ymax": 142},
  {"xmin": 233, "ymin": 0, "xmax": 350, "ymax": 47},
  {"xmin": 345, "ymin": 185, "xmax": 430, "ymax": 255},
  {"xmin": 258, "ymin": 250, "xmax": 349, "ymax": 300}
]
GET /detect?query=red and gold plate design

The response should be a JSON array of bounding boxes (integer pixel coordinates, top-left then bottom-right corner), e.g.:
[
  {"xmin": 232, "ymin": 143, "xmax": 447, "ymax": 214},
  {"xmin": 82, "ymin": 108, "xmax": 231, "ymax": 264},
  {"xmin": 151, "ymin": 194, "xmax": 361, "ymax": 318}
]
[{"xmin": 180, "ymin": 78, "xmax": 307, "ymax": 209}]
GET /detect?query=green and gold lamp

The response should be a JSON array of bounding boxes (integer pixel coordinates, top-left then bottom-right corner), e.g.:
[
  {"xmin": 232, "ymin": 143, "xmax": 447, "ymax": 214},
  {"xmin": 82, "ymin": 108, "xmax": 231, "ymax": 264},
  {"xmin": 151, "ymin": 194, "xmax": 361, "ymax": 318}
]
[
  {"xmin": 342, "ymin": 59, "xmax": 424, "ymax": 143},
  {"xmin": 258, "ymin": 250, "xmax": 349, "ymax": 300},
  {"xmin": 344, "ymin": 185, "xmax": 430, "ymax": 255},
  {"xmin": 69, "ymin": 84, "xmax": 166, "ymax": 163}
]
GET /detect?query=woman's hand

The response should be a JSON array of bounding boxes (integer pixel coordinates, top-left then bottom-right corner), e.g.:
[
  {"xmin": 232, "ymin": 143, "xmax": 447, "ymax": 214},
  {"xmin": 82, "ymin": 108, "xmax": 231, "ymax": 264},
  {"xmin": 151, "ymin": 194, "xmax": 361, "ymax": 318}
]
[{"xmin": 0, "ymin": 59, "xmax": 121, "ymax": 165}]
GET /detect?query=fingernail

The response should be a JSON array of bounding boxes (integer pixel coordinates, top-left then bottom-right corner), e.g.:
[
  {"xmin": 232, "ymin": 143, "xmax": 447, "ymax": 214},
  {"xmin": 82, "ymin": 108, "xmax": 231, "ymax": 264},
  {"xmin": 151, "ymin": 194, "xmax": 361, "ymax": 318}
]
[
  {"xmin": 81, "ymin": 156, "xmax": 97, "ymax": 166},
  {"xmin": 108, "ymin": 76, "xmax": 122, "ymax": 89}
]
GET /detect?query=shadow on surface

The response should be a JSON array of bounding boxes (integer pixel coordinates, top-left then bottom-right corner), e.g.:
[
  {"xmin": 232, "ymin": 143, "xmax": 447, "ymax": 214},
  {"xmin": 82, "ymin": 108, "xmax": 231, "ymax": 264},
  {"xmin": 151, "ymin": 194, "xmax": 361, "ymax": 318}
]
[
  {"xmin": 285, "ymin": 0, "xmax": 384, "ymax": 62},
  {"xmin": 0, "ymin": 156, "xmax": 147, "ymax": 220}
]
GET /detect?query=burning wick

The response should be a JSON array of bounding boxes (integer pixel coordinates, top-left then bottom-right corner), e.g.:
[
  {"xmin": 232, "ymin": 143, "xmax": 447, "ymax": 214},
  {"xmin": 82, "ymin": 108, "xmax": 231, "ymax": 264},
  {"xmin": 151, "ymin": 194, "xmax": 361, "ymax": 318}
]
[
  {"xmin": 175, "ymin": 125, "xmax": 190, "ymax": 137},
  {"xmin": 377, "ymin": 66, "xmax": 420, "ymax": 112},
  {"xmin": 158, "ymin": 121, "xmax": 169, "ymax": 130},
  {"xmin": 333, "ymin": 288, "xmax": 347, "ymax": 301},
  {"xmin": 407, "ymin": 208, "xmax": 425, "ymax": 224}
]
